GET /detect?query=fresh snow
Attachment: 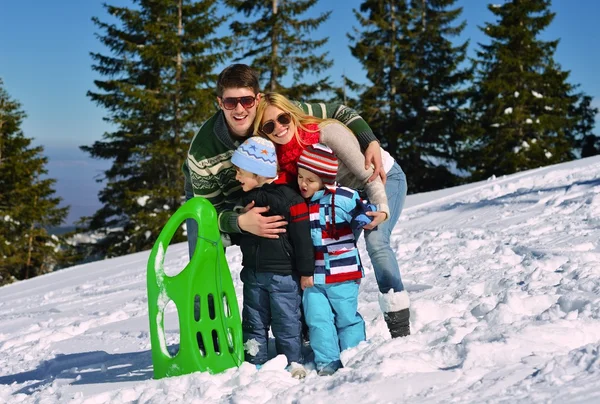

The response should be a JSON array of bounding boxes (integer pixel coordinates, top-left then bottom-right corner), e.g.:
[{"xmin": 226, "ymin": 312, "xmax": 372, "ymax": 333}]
[
  {"xmin": 2, "ymin": 156, "xmax": 600, "ymax": 403},
  {"xmin": 137, "ymin": 196, "xmax": 150, "ymax": 207}
]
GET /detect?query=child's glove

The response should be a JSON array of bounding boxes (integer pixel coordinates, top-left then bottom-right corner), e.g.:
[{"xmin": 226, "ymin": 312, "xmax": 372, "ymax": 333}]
[{"xmin": 351, "ymin": 199, "xmax": 378, "ymax": 230}]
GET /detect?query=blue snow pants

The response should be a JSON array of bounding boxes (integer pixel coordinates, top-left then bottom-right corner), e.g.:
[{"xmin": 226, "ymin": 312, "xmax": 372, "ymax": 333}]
[
  {"xmin": 240, "ymin": 267, "xmax": 302, "ymax": 365},
  {"xmin": 303, "ymin": 281, "xmax": 366, "ymax": 369}
]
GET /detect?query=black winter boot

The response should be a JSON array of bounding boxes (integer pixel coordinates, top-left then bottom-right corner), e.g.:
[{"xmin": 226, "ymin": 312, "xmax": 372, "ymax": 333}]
[{"xmin": 384, "ymin": 308, "xmax": 411, "ymax": 338}]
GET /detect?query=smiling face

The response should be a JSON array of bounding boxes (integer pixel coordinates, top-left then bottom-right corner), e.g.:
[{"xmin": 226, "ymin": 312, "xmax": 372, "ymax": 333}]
[
  {"xmin": 297, "ymin": 167, "xmax": 324, "ymax": 199},
  {"xmin": 260, "ymin": 105, "xmax": 296, "ymax": 145},
  {"xmin": 218, "ymin": 88, "xmax": 260, "ymax": 138},
  {"xmin": 234, "ymin": 166, "xmax": 262, "ymax": 192}
]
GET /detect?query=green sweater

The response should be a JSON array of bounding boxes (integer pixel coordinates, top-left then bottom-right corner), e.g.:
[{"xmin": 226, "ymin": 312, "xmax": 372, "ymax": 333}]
[{"xmin": 183, "ymin": 103, "xmax": 378, "ymax": 233}]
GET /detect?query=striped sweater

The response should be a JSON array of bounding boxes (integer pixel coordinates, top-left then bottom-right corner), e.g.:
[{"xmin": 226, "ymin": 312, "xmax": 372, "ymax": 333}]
[
  {"xmin": 308, "ymin": 186, "xmax": 365, "ymax": 285},
  {"xmin": 184, "ymin": 104, "xmax": 378, "ymax": 233}
]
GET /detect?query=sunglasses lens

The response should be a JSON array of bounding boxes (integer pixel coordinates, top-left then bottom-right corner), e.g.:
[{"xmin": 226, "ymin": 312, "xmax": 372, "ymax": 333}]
[
  {"xmin": 262, "ymin": 112, "xmax": 291, "ymax": 135},
  {"xmin": 240, "ymin": 96, "xmax": 256, "ymax": 108},
  {"xmin": 222, "ymin": 98, "xmax": 237, "ymax": 110},
  {"xmin": 221, "ymin": 96, "xmax": 255, "ymax": 110},
  {"xmin": 278, "ymin": 113, "xmax": 291, "ymax": 125},
  {"xmin": 262, "ymin": 121, "xmax": 275, "ymax": 135}
]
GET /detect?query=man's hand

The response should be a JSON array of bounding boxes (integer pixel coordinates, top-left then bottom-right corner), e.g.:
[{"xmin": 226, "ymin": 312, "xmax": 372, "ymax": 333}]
[
  {"xmin": 364, "ymin": 141, "xmax": 386, "ymax": 184},
  {"xmin": 237, "ymin": 205, "xmax": 287, "ymax": 238},
  {"xmin": 300, "ymin": 276, "xmax": 314, "ymax": 290},
  {"xmin": 362, "ymin": 210, "xmax": 387, "ymax": 230},
  {"xmin": 239, "ymin": 200, "xmax": 255, "ymax": 214}
]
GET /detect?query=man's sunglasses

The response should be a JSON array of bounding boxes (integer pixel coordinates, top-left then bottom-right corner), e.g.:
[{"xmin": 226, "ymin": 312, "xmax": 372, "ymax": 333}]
[
  {"xmin": 261, "ymin": 112, "xmax": 292, "ymax": 135},
  {"xmin": 221, "ymin": 96, "xmax": 256, "ymax": 110}
]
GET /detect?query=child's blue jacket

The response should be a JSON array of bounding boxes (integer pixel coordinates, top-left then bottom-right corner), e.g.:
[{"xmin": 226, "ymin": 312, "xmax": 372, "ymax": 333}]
[{"xmin": 307, "ymin": 186, "xmax": 366, "ymax": 284}]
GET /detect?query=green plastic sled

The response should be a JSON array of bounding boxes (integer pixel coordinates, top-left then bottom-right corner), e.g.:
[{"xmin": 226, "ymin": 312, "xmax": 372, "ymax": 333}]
[{"xmin": 147, "ymin": 197, "xmax": 243, "ymax": 379}]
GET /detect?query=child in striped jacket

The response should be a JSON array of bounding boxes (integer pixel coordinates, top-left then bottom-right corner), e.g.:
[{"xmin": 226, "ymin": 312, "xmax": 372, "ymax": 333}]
[{"xmin": 297, "ymin": 143, "xmax": 372, "ymax": 376}]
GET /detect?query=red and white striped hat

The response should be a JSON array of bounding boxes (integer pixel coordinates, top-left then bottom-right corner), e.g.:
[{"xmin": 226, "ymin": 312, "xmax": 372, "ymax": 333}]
[{"xmin": 298, "ymin": 143, "xmax": 338, "ymax": 187}]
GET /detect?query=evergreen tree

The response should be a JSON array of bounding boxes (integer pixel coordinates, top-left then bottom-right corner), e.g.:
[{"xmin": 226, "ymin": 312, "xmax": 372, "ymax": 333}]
[
  {"xmin": 466, "ymin": 0, "xmax": 579, "ymax": 180},
  {"xmin": 571, "ymin": 95, "xmax": 599, "ymax": 158},
  {"xmin": 0, "ymin": 79, "xmax": 69, "ymax": 285},
  {"xmin": 81, "ymin": 0, "xmax": 230, "ymax": 258},
  {"xmin": 349, "ymin": 0, "xmax": 472, "ymax": 192},
  {"xmin": 224, "ymin": 0, "xmax": 334, "ymax": 101}
]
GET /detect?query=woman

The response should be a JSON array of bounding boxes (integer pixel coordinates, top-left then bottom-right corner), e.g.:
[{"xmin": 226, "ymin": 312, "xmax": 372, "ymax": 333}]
[{"xmin": 254, "ymin": 92, "xmax": 411, "ymax": 338}]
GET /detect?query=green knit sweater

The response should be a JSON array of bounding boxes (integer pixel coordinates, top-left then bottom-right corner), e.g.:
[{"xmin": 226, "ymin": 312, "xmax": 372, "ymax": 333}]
[{"xmin": 183, "ymin": 102, "xmax": 378, "ymax": 233}]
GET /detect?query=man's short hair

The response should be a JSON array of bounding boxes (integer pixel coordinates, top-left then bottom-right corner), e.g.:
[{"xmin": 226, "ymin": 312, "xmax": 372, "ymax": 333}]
[{"xmin": 216, "ymin": 64, "xmax": 260, "ymax": 97}]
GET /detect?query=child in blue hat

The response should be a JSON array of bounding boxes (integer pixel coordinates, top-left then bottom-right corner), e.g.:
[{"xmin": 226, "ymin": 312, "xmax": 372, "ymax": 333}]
[{"xmin": 231, "ymin": 136, "xmax": 314, "ymax": 379}]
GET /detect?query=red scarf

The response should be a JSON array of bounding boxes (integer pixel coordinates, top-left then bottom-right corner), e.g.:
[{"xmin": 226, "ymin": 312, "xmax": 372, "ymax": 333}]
[{"xmin": 275, "ymin": 123, "xmax": 320, "ymax": 185}]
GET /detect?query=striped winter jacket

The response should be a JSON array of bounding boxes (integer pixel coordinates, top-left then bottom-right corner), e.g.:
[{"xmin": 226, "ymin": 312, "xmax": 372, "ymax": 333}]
[{"xmin": 308, "ymin": 186, "xmax": 365, "ymax": 284}]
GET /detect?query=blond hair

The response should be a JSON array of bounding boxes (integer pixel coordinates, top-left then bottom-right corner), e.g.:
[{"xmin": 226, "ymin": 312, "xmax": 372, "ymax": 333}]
[{"xmin": 254, "ymin": 92, "xmax": 341, "ymax": 145}]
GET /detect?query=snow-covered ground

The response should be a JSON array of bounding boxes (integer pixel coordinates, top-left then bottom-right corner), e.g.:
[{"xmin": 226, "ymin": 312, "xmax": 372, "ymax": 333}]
[{"xmin": 2, "ymin": 156, "xmax": 600, "ymax": 403}]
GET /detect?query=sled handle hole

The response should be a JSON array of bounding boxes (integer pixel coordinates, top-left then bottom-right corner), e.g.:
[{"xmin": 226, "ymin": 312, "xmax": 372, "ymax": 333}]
[
  {"xmin": 208, "ymin": 294, "xmax": 216, "ymax": 320},
  {"xmin": 212, "ymin": 330, "xmax": 221, "ymax": 355},
  {"xmin": 194, "ymin": 294, "xmax": 201, "ymax": 322}
]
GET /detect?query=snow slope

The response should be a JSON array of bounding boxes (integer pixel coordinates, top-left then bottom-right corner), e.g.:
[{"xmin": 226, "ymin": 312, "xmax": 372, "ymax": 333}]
[{"xmin": 2, "ymin": 156, "xmax": 600, "ymax": 403}]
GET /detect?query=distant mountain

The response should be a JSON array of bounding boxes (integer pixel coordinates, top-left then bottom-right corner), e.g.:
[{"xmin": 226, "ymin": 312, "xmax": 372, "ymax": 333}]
[
  {"xmin": 44, "ymin": 145, "xmax": 109, "ymax": 225},
  {"xmin": 47, "ymin": 225, "xmax": 76, "ymax": 236}
]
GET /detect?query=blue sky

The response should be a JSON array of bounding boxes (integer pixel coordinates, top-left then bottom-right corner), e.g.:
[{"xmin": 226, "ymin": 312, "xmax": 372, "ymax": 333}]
[{"xmin": 1, "ymin": 0, "xmax": 598, "ymax": 224}]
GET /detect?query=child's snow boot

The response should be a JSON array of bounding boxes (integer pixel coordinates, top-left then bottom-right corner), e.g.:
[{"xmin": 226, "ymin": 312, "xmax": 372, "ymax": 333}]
[
  {"xmin": 317, "ymin": 360, "xmax": 342, "ymax": 376},
  {"xmin": 383, "ymin": 308, "xmax": 411, "ymax": 338},
  {"xmin": 287, "ymin": 362, "xmax": 307, "ymax": 379}
]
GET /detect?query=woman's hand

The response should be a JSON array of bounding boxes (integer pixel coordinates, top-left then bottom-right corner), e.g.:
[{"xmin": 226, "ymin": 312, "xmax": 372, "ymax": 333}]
[
  {"xmin": 300, "ymin": 276, "xmax": 314, "ymax": 290},
  {"xmin": 362, "ymin": 210, "xmax": 387, "ymax": 230},
  {"xmin": 364, "ymin": 141, "xmax": 387, "ymax": 184}
]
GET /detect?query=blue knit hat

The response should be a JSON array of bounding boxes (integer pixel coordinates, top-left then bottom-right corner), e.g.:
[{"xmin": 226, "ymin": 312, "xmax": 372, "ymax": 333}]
[{"xmin": 231, "ymin": 137, "xmax": 277, "ymax": 178}]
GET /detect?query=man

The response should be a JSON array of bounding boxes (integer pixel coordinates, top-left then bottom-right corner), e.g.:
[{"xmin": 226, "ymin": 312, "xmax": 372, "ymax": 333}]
[{"xmin": 183, "ymin": 64, "xmax": 385, "ymax": 257}]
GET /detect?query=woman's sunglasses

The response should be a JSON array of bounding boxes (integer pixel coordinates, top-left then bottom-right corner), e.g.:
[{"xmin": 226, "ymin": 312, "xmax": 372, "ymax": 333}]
[
  {"xmin": 261, "ymin": 112, "xmax": 292, "ymax": 135},
  {"xmin": 221, "ymin": 96, "xmax": 256, "ymax": 110}
]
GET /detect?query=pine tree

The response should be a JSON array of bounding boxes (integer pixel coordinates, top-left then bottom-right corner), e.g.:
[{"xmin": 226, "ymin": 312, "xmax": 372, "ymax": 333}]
[
  {"xmin": 349, "ymin": 0, "xmax": 472, "ymax": 192},
  {"xmin": 81, "ymin": 0, "xmax": 230, "ymax": 258},
  {"xmin": 572, "ymin": 95, "xmax": 599, "ymax": 158},
  {"xmin": 466, "ymin": 0, "xmax": 579, "ymax": 180},
  {"xmin": 0, "ymin": 79, "xmax": 69, "ymax": 285},
  {"xmin": 224, "ymin": 0, "xmax": 334, "ymax": 101}
]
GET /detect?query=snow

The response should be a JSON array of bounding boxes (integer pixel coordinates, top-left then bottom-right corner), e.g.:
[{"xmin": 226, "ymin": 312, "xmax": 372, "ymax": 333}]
[
  {"xmin": 137, "ymin": 195, "xmax": 150, "ymax": 207},
  {"xmin": 2, "ymin": 156, "xmax": 600, "ymax": 403},
  {"xmin": 427, "ymin": 106, "xmax": 441, "ymax": 112},
  {"xmin": 3, "ymin": 215, "xmax": 19, "ymax": 225},
  {"xmin": 504, "ymin": 107, "xmax": 513, "ymax": 115},
  {"xmin": 244, "ymin": 339, "xmax": 261, "ymax": 357}
]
